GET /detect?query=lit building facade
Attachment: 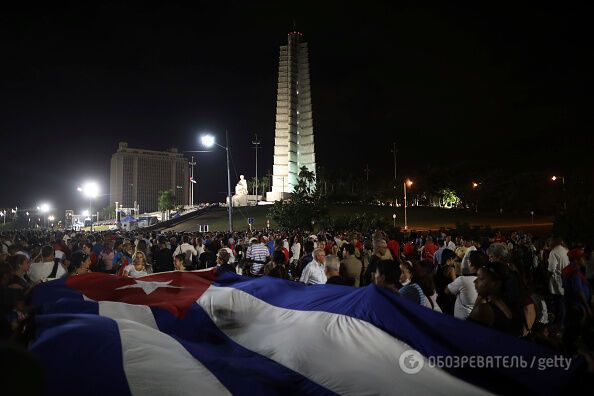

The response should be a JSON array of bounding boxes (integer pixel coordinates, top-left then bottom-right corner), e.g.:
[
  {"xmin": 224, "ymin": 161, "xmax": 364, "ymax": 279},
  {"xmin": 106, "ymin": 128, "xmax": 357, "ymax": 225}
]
[{"xmin": 110, "ymin": 142, "xmax": 188, "ymax": 213}]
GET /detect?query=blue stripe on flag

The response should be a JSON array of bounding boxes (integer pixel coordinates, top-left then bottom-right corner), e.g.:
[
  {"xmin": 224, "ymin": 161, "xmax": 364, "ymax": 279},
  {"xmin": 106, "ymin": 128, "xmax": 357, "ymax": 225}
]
[
  {"xmin": 153, "ymin": 304, "xmax": 335, "ymax": 395},
  {"xmin": 31, "ymin": 278, "xmax": 84, "ymax": 307},
  {"xmin": 32, "ymin": 296, "xmax": 335, "ymax": 395},
  {"xmin": 30, "ymin": 313, "xmax": 131, "ymax": 396},
  {"xmin": 219, "ymin": 275, "xmax": 584, "ymax": 395}
]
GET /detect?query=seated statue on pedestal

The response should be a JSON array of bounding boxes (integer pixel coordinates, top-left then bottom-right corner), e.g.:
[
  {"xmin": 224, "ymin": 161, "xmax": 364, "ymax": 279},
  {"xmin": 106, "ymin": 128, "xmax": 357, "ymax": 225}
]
[{"xmin": 232, "ymin": 175, "xmax": 249, "ymax": 207}]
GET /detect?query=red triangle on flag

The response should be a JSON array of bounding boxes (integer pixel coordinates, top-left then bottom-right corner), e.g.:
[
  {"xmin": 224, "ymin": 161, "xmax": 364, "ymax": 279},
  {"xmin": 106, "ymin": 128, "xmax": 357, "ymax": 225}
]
[{"xmin": 66, "ymin": 269, "xmax": 217, "ymax": 318}]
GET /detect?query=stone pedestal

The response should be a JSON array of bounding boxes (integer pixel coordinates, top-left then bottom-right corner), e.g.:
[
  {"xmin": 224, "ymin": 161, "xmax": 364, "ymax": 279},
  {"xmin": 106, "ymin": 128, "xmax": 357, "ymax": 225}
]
[
  {"xmin": 231, "ymin": 194, "xmax": 248, "ymax": 207},
  {"xmin": 266, "ymin": 191, "xmax": 292, "ymax": 202}
]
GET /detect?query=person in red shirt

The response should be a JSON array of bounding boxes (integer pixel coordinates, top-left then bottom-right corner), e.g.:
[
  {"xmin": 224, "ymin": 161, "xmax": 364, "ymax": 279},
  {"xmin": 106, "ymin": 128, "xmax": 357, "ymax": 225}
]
[
  {"xmin": 349, "ymin": 233, "xmax": 364, "ymax": 259},
  {"xmin": 82, "ymin": 243, "xmax": 98, "ymax": 271},
  {"xmin": 387, "ymin": 232, "xmax": 400, "ymax": 261},
  {"xmin": 324, "ymin": 237, "xmax": 334, "ymax": 255},
  {"xmin": 274, "ymin": 238, "xmax": 289, "ymax": 263},
  {"xmin": 403, "ymin": 239, "xmax": 417, "ymax": 260},
  {"xmin": 420, "ymin": 236, "xmax": 439, "ymax": 262}
]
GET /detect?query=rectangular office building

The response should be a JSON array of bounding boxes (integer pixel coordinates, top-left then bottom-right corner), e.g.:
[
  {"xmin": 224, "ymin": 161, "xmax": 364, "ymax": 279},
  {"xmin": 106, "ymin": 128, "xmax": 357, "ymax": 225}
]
[{"xmin": 110, "ymin": 142, "xmax": 188, "ymax": 213}]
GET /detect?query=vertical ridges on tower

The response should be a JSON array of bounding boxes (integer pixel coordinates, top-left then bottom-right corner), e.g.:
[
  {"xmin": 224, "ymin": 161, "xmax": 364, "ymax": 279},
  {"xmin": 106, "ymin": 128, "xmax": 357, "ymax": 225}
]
[{"xmin": 268, "ymin": 31, "xmax": 316, "ymax": 201}]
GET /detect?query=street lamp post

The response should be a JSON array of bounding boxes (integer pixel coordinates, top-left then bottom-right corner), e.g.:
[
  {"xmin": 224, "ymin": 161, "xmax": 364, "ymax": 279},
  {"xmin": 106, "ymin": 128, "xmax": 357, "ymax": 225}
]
[
  {"xmin": 472, "ymin": 182, "xmax": 479, "ymax": 213},
  {"xmin": 392, "ymin": 142, "xmax": 398, "ymax": 207},
  {"xmin": 37, "ymin": 203, "xmax": 50, "ymax": 228},
  {"xmin": 189, "ymin": 156, "xmax": 196, "ymax": 207},
  {"xmin": 530, "ymin": 210, "xmax": 534, "ymax": 224},
  {"xmin": 78, "ymin": 182, "xmax": 99, "ymax": 232},
  {"xmin": 403, "ymin": 179, "xmax": 413, "ymax": 230},
  {"xmin": 551, "ymin": 176, "xmax": 567, "ymax": 211},
  {"xmin": 201, "ymin": 131, "xmax": 233, "ymax": 232},
  {"xmin": 252, "ymin": 134, "xmax": 261, "ymax": 200},
  {"xmin": 392, "ymin": 213, "xmax": 396, "ymax": 228}
]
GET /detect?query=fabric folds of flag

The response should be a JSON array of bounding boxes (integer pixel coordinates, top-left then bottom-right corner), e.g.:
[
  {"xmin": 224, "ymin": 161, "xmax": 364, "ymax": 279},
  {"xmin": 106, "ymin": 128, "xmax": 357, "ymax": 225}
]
[{"xmin": 30, "ymin": 270, "xmax": 584, "ymax": 395}]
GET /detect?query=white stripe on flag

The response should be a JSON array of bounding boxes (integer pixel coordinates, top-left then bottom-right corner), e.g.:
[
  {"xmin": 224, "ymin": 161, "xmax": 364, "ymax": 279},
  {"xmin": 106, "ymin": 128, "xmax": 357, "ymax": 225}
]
[
  {"xmin": 98, "ymin": 302, "xmax": 230, "ymax": 396},
  {"xmin": 198, "ymin": 286, "xmax": 492, "ymax": 396},
  {"xmin": 99, "ymin": 301, "xmax": 158, "ymax": 330}
]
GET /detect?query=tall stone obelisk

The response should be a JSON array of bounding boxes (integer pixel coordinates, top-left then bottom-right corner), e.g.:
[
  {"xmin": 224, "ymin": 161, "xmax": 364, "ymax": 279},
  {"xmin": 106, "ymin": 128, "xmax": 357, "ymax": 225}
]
[{"xmin": 267, "ymin": 31, "xmax": 316, "ymax": 201}]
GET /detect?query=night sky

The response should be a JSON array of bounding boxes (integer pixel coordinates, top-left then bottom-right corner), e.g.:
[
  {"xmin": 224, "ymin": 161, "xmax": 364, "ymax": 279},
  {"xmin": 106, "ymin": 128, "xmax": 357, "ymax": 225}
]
[{"xmin": 0, "ymin": 2, "xmax": 588, "ymax": 216}]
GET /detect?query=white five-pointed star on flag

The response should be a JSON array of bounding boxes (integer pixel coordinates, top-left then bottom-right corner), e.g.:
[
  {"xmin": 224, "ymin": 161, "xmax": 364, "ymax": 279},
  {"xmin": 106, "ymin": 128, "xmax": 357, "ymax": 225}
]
[{"xmin": 115, "ymin": 279, "xmax": 182, "ymax": 295}]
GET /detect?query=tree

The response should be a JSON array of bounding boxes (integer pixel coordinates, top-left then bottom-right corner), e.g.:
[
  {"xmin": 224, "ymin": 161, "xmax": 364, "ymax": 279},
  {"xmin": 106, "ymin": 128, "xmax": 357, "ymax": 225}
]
[
  {"xmin": 268, "ymin": 166, "xmax": 327, "ymax": 229},
  {"xmin": 247, "ymin": 177, "xmax": 258, "ymax": 195},
  {"xmin": 259, "ymin": 175, "xmax": 270, "ymax": 197},
  {"xmin": 101, "ymin": 204, "xmax": 116, "ymax": 221},
  {"xmin": 158, "ymin": 190, "xmax": 176, "ymax": 220},
  {"xmin": 437, "ymin": 188, "xmax": 461, "ymax": 208}
]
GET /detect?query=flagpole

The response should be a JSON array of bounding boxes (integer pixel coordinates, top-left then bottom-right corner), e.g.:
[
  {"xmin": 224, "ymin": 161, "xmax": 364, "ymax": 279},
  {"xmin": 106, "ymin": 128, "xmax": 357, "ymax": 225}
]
[{"xmin": 189, "ymin": 156, "xmax": 196, "ymax": 207}]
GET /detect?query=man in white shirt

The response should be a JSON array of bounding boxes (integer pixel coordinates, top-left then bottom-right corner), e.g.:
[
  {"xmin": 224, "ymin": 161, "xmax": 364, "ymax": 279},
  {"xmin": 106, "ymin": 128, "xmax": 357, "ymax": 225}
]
[
  {"xmin": 300, "ymin": 248, "xmax": 327, "ymax": 285},
  {"xmin": 548, "ymin": 237, "xmax": 569, "ymax": 329},
  {"xmin": 172, "ymin": 236, "xmax": 198, "ymax": 260},
  {"xmin": 445, "ymin": 235, "xmax": 456, "ymax": 251},
  {"xmin": 548, "ymin": 238, "xmax": 569, "ymax": 295},
  {"xmin": 28, "ymin": 245, "xmax": 67, "ymax": 283},
  {"xmin": 460, "ymin": 236, "xmax": 477, "ymax": 275}
]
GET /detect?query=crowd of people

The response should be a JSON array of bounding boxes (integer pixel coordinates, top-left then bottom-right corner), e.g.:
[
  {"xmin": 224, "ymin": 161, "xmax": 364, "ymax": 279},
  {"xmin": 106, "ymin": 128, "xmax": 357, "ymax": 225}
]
[{"xmin": 1, "ymin": 226, "xmax": 593, "ymax": 360}]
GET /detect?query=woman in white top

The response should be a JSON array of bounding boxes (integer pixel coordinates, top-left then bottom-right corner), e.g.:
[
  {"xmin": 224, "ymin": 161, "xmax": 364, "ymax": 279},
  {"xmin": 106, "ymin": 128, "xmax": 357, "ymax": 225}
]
[
  {"xmin": 290, "ymin": 236, "xmax": 302, "ymax": 265},
  {"xmin": 446, "ymin": 250, "xmax": 485, "ymax": 319},
  {"xmin": 174, "ymin": 254, "xmax": 186, "ymax": 271},
  {"xmin": 123, "ymin": 251, "xmax": 148, "ymax": 278}
]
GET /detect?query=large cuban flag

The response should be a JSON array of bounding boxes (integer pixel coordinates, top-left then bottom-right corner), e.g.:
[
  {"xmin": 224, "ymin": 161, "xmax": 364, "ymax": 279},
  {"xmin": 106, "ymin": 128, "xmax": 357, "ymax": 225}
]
[{"xmin": 30, "ymin": 270, "xmax": 583, "ymax": 395}]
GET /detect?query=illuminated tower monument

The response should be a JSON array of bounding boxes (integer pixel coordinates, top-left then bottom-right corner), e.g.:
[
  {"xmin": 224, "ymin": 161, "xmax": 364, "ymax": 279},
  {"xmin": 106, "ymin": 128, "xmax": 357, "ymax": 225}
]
[{"xmin": 267, "ymin": 31, "xmax": 316, "ymax": 201}]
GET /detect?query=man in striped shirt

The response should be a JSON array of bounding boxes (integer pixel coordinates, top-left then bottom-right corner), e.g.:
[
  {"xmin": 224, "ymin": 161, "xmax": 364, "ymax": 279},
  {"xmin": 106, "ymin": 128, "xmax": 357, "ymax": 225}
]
[{"xmin": 247, "ymin": 236, "xmax": 270, "ymax": 276}]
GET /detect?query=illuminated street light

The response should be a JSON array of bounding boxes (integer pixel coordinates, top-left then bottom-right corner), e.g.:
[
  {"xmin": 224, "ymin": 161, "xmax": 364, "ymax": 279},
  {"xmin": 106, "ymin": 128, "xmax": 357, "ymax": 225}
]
[
  {"xmin": 37, "ymin": 203, "xmax": 51, "ymax": 228},
  {"xmin": 201, "ymin": 135, "xmax": 215, "ymax": 148},
  {"xmin": 200, "ymin": 132, "xmax": 232, "ymax": 232},
  {"xmin": 78, "ymin": 182, "xmax": 100, "ymax": 231},
  {"xmin": 551, "ymin": 175, "xmax": 566, "ymax": 211},
  {"xmin": 404, "ymin": 179, "xmax": 413, "ymax": 230},
  {"xmin": 81, "ymin": 182, "xmax": 99, "ymax": 198},
  {"xmin": 472, "ymin": 182, "xmax": 480, "ymax": 213}
]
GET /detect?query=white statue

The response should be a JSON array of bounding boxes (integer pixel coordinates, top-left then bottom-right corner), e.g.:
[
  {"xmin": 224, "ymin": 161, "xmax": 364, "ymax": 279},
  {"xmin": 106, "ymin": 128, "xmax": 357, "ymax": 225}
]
[{"xmin": 235, "ymin": 175, "xmax": 248, "ymax": 196}]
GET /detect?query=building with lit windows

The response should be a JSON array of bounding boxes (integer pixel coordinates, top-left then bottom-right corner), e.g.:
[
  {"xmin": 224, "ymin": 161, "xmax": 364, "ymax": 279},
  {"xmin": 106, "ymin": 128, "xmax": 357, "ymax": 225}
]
[{"xmin": 110, "ymin": 142, "xmax": 188, "ymax": 213}]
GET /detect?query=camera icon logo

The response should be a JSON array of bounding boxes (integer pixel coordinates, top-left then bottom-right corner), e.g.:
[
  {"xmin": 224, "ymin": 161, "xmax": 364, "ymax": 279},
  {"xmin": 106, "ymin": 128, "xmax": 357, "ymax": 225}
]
[{"xmin": 399, "ymin": 349, "xmax": 424, "ymax": 374}]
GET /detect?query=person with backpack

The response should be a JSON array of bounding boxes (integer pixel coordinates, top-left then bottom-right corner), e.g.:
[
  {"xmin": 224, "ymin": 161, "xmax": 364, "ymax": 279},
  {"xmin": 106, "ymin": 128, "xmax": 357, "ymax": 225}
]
[
  {"xmin": 172, "ymin": 235, "xmax": 198, "ymax": 270},
  {"xmin": 28, "ymin": 245, "xmax": 66, "ymax": 283}
]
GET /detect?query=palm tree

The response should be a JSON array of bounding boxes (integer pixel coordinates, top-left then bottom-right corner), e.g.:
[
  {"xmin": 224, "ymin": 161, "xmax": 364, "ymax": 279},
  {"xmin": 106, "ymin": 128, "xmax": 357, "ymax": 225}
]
[
  {"xmin": 259, "ymin": 175, "xmax": 270, "ymax": 197},
  {"xmin": 248, "ymin": 176, "xmax": 258, "ymax": 195},
  {"xmin": 158, "ymin": 190, "xmax": 176, "ymax": 220}
]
